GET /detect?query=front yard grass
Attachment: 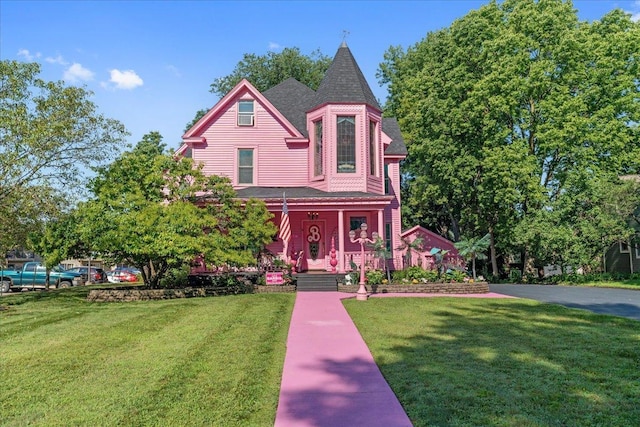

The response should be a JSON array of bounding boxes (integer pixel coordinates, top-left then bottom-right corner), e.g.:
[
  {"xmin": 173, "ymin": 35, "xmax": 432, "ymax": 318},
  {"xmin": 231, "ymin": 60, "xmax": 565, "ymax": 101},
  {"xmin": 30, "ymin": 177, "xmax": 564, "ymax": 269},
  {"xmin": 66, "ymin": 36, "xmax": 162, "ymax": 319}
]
[
  {"xmin": 558, "ymin": 279, "xmax": 640, "ymax": 290},
  {"xmin": 344, "ymin": 297, "xmax": 640, "ymax": 427},
  {"xmin": 0, "ymin": 288, "xmax": 294, "ymax": 426}
]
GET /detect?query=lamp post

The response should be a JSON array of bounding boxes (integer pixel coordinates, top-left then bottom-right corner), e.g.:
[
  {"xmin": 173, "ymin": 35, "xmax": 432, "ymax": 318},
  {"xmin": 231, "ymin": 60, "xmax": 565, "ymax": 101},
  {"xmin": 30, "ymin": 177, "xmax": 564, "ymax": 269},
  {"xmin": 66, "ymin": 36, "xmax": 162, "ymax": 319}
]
[{"xmin": 349, "ymin": 223, "xmax": 378, "ymax": 301}]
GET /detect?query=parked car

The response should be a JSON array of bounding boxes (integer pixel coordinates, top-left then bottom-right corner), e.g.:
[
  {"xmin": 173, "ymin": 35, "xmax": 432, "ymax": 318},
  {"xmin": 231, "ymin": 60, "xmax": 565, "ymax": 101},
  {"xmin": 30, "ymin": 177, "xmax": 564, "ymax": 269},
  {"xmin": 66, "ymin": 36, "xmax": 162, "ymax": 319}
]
[
  {"xmin": 0, "ymin": 262, "xmax": 83, "ymax": 292},
  {"xmin": 106, "ymin": 268, "xmax": 139, "ymax": 283},
  {"xmin": 65, "ymin": 267, "xmax": 107, "ymax": 284}
]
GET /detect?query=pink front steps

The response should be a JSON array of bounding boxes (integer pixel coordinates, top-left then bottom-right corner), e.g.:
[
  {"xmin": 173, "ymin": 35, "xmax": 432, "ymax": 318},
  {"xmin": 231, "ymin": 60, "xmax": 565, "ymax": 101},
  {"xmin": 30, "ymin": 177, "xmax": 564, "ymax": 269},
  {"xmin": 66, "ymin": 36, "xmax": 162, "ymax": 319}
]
[
  {"xmin": 274, "ymin": 292, "xmax": 412, "ymax": 427},
  {"xmin": 294, "ymin": 273, "xmax": 339, "ymax": 292}
]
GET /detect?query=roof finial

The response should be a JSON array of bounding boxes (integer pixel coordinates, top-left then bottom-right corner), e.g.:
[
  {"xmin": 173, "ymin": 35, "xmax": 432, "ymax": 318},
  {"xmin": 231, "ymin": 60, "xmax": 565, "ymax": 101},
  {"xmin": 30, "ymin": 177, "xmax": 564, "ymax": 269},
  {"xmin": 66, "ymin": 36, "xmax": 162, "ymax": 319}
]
[{"xmin": 341, "ymin": 30, "xmax": 350, "ymax": 47}]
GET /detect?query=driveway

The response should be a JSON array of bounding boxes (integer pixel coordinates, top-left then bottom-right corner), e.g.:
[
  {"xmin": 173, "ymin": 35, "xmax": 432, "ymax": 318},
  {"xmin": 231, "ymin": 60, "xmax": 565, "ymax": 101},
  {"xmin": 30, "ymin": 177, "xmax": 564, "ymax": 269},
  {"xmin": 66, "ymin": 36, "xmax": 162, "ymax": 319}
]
[{"xmin": 489, "ymin": 284, "xmax": 640, "ymax": 321}]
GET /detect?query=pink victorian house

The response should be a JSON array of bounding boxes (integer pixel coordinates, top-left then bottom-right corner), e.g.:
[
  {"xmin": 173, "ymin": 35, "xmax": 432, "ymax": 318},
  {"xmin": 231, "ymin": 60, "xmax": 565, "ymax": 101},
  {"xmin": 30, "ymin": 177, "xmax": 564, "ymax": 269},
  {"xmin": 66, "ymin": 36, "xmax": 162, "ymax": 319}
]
[{"xmin": 176, "ymin": 43, "xmax": 407, "ymax": 273}]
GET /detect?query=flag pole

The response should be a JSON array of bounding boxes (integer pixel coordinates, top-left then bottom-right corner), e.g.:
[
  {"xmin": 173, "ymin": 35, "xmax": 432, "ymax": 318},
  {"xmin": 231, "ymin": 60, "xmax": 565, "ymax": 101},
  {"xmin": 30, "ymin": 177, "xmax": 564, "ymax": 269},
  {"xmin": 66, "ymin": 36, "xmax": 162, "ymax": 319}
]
[{"xmin": 279, "ymin": 192, "xmax": 291, "ymax": 264}]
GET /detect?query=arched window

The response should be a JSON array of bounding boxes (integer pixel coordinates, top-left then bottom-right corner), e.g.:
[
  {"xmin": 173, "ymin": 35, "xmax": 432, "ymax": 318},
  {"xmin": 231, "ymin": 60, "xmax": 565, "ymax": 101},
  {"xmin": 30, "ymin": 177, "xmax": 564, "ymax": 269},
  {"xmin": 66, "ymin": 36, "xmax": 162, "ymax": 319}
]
[
  {"xmin": 314, "ymin": 120, "xmax": 323, "ymax": 176},
  {"xmin": 337, "ymin": 116, "xmax": 355, "ymax": 173}
]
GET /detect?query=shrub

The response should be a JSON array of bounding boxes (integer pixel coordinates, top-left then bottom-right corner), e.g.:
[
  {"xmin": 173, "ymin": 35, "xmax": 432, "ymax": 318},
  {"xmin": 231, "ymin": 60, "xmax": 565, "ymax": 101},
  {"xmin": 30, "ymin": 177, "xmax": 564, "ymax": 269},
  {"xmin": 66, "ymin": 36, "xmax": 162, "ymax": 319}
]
[
  {"xmin": 346, "ymin": 270, "xmax": 360, "ymax": 285},
  {"xmin": 509, "ymin": 269, "xmax": 522, "ymax": 283},
  {"xmin": 391, "ymin": 267, "xmax": 439, "ymax": 283},
  {"xmin": 405, "ymin": 266, "xmax": 438, "ymax": 282},
  {"xmin": 366, "ymin": 269, "xmax": 385, "ymax": 285},
  {"xmin": 445, "ymin": 269, "xmax": 467, "ymax": 283},
  {"xmin": 159, "ymin": 266, "xmax": 190, "ymax": 288},
  {"xmin": 391, "ymin": 269, "xmax": 406, "ymax": 282}
]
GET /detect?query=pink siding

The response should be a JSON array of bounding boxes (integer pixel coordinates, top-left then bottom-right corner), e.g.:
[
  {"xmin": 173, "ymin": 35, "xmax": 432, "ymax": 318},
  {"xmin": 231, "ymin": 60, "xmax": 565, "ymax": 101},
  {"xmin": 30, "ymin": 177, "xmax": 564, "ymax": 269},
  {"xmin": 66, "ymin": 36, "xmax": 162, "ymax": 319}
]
[
  {"xmin": 400, "ymin": 226, "xmax": 464, "ymax": 270},
  {"xmin": 192, "ymin": 92, "xmax": 309, "ymax": 187},
  {"xmin": 181, "ymin": 78, "xmax": 408, "ymax": 272},
  {"xmin": 385, "ymin": 161, "xmax": 403, "ymax": 266}
]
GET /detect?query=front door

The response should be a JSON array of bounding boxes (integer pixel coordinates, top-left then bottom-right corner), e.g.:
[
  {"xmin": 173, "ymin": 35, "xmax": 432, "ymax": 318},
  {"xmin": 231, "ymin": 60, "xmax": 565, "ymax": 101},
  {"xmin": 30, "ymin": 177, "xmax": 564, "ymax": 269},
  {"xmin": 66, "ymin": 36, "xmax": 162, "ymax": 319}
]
[{"xmin": 304, "ymin": 221, "xmax": 325, "ymax": 270}]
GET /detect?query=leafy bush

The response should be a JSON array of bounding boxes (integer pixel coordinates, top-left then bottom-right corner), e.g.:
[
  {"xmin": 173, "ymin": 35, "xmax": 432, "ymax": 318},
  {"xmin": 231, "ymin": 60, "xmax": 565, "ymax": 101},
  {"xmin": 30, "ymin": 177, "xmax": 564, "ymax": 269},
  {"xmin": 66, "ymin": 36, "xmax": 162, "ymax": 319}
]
[
  {"xmin": 345, "ymin": 270, "xmax": 360, "ymax": 285},
  {"xmin": 159, "ymin": 266, "xmax": 190, "ymax": 288},
  {"xmin": 406, "ymin": 266, "xmax": 439, "ymax": 282},
  {"xmin": 187, "ymin": 273, "xmax": 255, "ymax": 293},
  {"xmin": 445, "ymin": 269, "xmax": 467, "ymax": 283},
  {"xmin": 365, "ymin": 269, "xmax": 385, "ymax": 285},
  {"xmin": 391, "ymin": 267, "xmax": 439, "ymax": 283},
  {"xmin": 391, "ymin": 269, "xmax": 406, "ymax": 282},
  {"xmin": 509, "ymin": 269, "xmax": 522, "ymax": 283}
]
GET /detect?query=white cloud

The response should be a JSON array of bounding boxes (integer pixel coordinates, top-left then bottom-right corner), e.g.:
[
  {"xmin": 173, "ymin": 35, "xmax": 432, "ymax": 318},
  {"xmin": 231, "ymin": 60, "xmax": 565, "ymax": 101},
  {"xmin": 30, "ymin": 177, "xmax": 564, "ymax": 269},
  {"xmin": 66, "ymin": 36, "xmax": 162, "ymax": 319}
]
[
  {"xmin": 63, "ymin": 63, "xmax": 94, "ymax": 83},
  {"xmin": 268, "ymin": 42, "xmax": 282, "ymax": 50},
  {"xmin": 45, "ymin": 55, "xmax": 67, "ymax": 65},
  {"xmin": 17, "ymin": 49, "xmax": 41, "ymax": 61},
  {"xmin": 108, "ymin": 69, "xmax": 143, "ymax": 90},
  {"xmin": 627, "ymin": 0, "xmax": 640, "ymax": 22}
]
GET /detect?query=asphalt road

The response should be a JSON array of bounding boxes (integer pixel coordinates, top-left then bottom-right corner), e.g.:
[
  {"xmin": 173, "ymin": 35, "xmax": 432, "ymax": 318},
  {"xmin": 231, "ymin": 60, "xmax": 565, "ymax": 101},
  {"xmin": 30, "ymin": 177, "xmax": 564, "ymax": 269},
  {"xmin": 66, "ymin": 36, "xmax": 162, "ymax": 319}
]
[{"xmin": 489, "ymin": 283, "xmax": 640, "ymax": 321}]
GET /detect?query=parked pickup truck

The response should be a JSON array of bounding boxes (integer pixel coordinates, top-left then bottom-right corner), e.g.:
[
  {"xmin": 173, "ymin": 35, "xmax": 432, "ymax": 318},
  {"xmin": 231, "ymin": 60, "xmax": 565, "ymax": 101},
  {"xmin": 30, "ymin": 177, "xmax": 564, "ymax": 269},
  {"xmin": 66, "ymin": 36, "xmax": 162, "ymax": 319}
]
[{"xmin": 0, "ymin": 262, "xmax": 83, "ymax": 293}]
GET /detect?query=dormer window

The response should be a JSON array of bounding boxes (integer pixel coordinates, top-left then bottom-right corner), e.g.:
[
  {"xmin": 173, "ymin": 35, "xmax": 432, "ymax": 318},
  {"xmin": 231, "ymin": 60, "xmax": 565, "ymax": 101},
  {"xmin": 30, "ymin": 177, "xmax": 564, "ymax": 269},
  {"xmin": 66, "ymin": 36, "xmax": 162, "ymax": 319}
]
[
  {"xmin": 337, "ymin": 116, "xmax": 355, "ymax": 173},
  {"xmin": 238, "ymin": 100, "xmax": 254, "ymax": 126}
]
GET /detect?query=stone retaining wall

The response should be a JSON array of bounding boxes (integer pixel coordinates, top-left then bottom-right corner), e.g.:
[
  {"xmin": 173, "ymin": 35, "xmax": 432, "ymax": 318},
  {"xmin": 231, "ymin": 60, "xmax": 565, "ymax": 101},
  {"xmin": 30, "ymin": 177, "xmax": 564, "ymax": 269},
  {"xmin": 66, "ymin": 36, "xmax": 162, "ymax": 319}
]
[
  {"xmin": 338, "ymin": 282, "xmax": 490, "ymax": 294},
  {"xmin": 87, "ymin": 282, "xmax": 488, "ymax": 302},
  {"xmin": 255, "ymin": 285, "xmax": 296, "ymax": 293},
  {"xmin": 87, "ymin": 285, "xmax": 296, "ymax": 302}
]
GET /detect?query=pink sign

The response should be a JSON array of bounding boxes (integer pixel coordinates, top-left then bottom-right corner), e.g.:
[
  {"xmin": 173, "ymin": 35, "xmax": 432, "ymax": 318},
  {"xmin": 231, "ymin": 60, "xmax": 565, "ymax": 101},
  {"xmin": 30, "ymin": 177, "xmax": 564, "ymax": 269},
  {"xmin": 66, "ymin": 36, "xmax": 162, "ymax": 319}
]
[{"xmin": 266, "ymin": 271, "xmax": 284, "ymax": 285}]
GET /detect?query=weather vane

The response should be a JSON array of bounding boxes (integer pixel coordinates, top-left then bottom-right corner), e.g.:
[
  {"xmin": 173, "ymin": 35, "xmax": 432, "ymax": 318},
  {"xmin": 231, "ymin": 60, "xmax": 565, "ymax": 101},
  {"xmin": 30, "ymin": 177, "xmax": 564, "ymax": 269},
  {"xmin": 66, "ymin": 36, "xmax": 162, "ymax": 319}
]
[{"xmin": 342, "ymin": 30, "xmax": 350, "ymax": 43}]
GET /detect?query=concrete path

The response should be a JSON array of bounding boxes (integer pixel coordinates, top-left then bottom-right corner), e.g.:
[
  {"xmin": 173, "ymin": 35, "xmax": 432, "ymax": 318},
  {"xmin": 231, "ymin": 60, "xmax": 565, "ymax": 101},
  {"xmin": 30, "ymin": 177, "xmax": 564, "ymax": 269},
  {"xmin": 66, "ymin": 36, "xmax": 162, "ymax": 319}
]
[{"xmin": 274, "ymin": 292, "xmax": 412, "ymax": 427}]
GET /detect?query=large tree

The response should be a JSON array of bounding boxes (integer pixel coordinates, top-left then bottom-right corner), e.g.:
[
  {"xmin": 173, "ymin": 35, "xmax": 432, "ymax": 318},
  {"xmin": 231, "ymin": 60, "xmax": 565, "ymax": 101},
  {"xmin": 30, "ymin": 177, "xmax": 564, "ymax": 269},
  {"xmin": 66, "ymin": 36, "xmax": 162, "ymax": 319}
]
[
  {"xmin": 209, "ymin": 47, "xmax": 331, "ymax": 97},
  {"xmin": 0, "ymin": 60, "xmax": 128, "ymax": 255},
  {"xmin": 380, "ymin": 0, "xmax": 640, "ymax": 275},
  {"xmin": 78, "ymin": 132, "xmax": 277, "ymax": 288}
]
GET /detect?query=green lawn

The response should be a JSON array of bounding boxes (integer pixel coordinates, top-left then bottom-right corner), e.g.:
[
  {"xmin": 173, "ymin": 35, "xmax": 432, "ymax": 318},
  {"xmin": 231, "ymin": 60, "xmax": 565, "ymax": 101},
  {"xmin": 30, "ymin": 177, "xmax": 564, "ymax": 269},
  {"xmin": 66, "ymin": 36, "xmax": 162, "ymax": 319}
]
[
  {"xmin": 0, "ymin": 288, "xmax": 294, "ymax": 427},
  {"xmin": 558, "ymin": 279, "xmax": 640, "ymax": 290},
  {"xmin": 344, "ymin": 297, "xmax": 640, "ymax": 427},
  {"xmin": 3, "ymin": 289, "xmax": 639, "ymax": 427}
]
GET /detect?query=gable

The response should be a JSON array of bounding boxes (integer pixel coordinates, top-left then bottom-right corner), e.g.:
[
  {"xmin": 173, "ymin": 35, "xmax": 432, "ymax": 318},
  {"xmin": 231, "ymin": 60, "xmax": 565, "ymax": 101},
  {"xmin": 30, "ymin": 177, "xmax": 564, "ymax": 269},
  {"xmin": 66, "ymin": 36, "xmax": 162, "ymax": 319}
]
[
  {"xmin": 183, "ymin": 79, "xmax": 304, "ymax": 141},
  {"xmin": 401, "ymin": 225, "xmax": 458, "ymax": 254}
]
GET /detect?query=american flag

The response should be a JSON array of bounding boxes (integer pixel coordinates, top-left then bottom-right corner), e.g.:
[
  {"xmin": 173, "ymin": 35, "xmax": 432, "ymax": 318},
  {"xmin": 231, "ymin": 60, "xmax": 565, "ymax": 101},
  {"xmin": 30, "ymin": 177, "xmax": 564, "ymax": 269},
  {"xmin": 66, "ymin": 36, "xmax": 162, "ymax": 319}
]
[{"xmin": 279, "ymin": 193, "xmax": 291, "ymax": 244}]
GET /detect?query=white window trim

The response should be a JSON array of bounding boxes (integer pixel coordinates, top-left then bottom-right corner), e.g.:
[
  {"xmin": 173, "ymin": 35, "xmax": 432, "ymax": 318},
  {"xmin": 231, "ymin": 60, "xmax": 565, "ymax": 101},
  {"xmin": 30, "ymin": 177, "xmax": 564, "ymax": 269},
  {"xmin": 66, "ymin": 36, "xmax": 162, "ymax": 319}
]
[
  {"xmin": 238, "ymin": 100, "xmax": 254, "ymax": 127},
  {"xmin": 369, "ymin": 120, "xmax": 378, "ymax": 177},
  {"xmin": 237, "ymin": 147, "xmax": 257, "ymax": 185},
  {"xmin": 620, "ymin": 241, "xmax": 630, "ymax": 253}
]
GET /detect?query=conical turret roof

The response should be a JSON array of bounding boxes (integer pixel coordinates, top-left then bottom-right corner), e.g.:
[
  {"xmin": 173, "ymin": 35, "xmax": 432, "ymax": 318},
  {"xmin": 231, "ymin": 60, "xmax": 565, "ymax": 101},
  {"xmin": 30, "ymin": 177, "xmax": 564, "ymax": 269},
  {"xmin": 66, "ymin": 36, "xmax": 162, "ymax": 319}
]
[{"xmin": 311, "ymin": 42, "xmax": 381, "ymax": 111}]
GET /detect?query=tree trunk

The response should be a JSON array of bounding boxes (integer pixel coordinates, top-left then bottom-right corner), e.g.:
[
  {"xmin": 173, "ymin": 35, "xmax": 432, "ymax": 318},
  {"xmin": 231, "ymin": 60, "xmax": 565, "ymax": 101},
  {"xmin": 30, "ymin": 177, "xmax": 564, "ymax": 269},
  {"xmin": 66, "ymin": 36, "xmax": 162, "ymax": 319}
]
[
  {"xmin": 449, "ymin": 212, "xmax": 461, "ymax": 242},
  {"xmin": 489, "ymin": 227, "xmax": 498, "ymax": 277}
]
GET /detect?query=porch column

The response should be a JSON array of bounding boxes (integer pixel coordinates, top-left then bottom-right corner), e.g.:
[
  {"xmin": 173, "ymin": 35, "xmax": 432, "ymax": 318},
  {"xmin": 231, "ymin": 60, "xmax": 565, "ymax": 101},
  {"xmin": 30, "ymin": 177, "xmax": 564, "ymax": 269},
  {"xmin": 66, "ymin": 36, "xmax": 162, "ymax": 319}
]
[
  {"xmin": 377, "ymin": 209, "xmax": 384, "ymax": 240},
  {"xmin": 338, "ymin": 209, "xmax": 345, "ymax": 273}
]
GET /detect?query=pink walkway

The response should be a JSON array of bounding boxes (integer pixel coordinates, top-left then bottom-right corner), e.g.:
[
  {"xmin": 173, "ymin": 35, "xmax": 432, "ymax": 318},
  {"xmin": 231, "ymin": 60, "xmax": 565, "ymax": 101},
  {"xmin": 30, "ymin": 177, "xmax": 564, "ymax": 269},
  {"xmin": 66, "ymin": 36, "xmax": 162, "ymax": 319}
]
[
  {"xmin": 274, "ymin": 291, "xmax": 513, "ymax": 427},
  {"xmin": 274, "ymin": 292, "xmax": 412, "ymax": 427}
]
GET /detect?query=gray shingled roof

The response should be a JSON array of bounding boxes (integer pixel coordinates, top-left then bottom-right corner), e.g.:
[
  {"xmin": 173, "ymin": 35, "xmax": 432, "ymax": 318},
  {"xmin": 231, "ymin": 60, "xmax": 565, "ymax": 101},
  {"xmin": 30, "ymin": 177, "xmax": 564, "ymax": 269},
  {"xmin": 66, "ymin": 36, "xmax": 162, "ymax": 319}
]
[
  {"xmin": 235, "ymin": 186, "xmax": 392, "ymax": 201},
  {"xmin": 311, "ymin": 42, "xmax": 381, "ymax": 111},
  {"xmin": 258, "ymin": 44, "xmax": 406, "ymax": 157},
  {"xmin": 382, "ymin": 118, "xmax": 408, "ymax": 156},
  {"xmin": 263, "ymin": 78, "xmax": 316, "ymax": 137}
]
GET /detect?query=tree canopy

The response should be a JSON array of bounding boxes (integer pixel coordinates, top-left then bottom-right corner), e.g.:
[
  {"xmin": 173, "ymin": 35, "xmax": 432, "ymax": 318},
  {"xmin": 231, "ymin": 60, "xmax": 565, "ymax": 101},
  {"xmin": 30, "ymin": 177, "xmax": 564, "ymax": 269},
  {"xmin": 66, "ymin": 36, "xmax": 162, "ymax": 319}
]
[
  {"xmin": 0, "ymin": 60, "xmax": 128, "ymax": 256},
  {"xmin": 69, "ymin": 132, "xmax": 277, "ymax": 288},
  {"xmin": 380, "ymin": 0, "xmax": 640, "ymax": 276},
  {"xmin": 209, "ymin": 47, "xmax": 331, "ymax": 97}
]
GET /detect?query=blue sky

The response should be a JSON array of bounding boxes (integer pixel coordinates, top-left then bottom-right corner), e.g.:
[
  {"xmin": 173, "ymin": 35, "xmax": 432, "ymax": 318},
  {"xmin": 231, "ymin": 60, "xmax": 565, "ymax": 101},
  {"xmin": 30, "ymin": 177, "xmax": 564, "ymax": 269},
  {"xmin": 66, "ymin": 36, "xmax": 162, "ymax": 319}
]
[{"xmin": 2, "ymin": 1, "xmax": 639, "ymax": 152}]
